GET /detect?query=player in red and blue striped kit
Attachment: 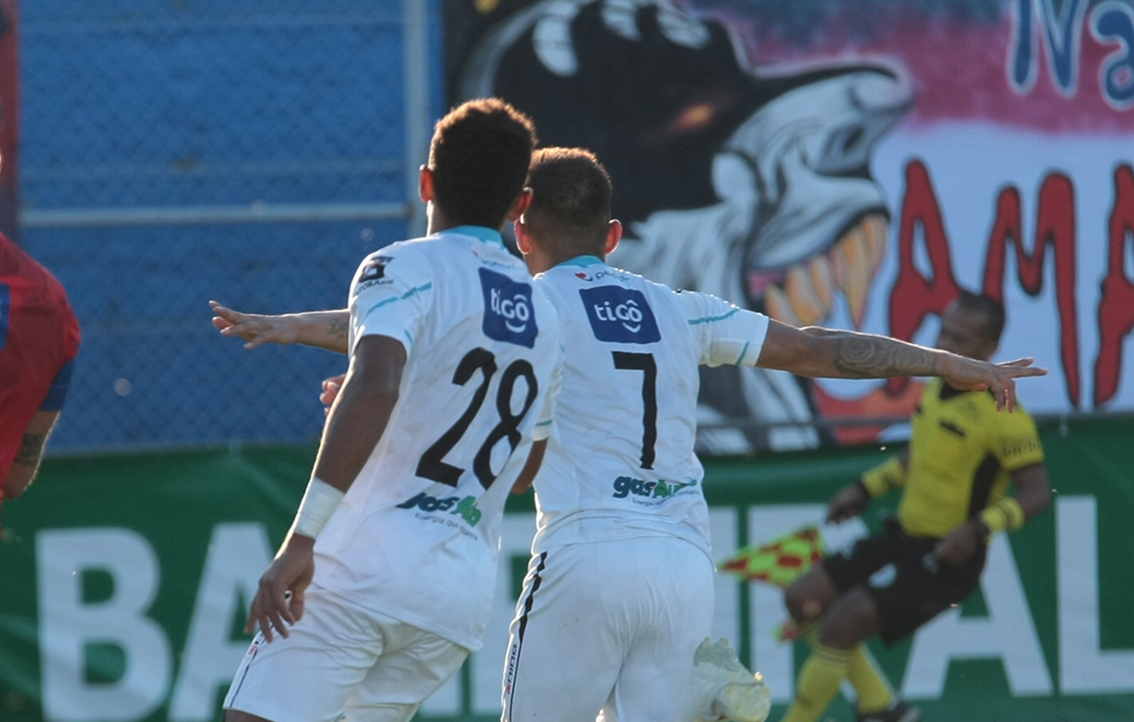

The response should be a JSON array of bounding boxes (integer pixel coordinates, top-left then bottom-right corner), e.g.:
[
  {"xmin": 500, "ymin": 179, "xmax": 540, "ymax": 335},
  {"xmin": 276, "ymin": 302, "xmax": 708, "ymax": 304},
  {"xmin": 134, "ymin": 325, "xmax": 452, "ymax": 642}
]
[{"xmin": 0, "ymin": 233, "xmax": 80, "ymax": 523}]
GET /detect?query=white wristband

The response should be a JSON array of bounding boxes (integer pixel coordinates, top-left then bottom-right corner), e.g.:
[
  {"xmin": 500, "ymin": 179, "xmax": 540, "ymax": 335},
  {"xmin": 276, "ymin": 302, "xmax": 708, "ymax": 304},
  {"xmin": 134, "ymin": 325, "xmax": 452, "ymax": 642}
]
[{"xmin": 292, "ymin": 477, "xmax": 345, "ymax": 539}]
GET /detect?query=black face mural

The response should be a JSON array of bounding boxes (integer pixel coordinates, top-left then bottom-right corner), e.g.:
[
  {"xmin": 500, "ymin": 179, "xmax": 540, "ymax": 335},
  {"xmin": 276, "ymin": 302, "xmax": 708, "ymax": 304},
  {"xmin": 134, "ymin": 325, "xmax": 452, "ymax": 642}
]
[{"xmin": 447, "ymin": 0, "xmax": 913, "ymax": 451}]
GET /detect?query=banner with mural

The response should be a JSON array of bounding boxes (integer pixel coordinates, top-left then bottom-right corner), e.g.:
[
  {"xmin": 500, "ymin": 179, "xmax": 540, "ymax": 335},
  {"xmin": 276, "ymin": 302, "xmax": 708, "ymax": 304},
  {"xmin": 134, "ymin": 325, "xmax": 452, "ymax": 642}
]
[
  {"xmin": 0, "ymin": 0, "xmax": 18, "ymax": 240},
  {"xmin": 443, "ymin": 0, "xmax": 1134, "ymax": 452},
  {"xmin": 1, "ymin": 421, "xmax": 1132, "ymax": 721}
]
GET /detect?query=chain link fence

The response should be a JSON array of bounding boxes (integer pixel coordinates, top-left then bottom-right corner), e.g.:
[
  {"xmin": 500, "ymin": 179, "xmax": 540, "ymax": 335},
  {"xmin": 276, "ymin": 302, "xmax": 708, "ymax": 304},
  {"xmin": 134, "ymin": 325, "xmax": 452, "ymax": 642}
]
[{"xmin": 19, "ymin": 0, "xmax": 440, "ymax": 451}]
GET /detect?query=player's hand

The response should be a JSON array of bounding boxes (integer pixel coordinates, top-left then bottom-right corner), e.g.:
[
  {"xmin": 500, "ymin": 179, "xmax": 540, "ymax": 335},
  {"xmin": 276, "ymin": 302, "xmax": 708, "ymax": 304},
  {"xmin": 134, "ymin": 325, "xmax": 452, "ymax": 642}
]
[
  {"xmin": 320, "ymin": 373, "xmax": 347, "ymax": 414},
  {"xmin": 933, "ymin": 520, "xmax": 983, "ymax": 565},
  {"xmin": 826, "ymin": 482, "xmax": 870, "ymax": 524},
  {"xmin": 245, "ymin": 534, "xmax": 315, "ymax": 642},
  {"xmin": 210, "ymin": 301, "xmax": 300, "ymax": 349},
  {"xmin": 940, "ymin": 356, "xmax": 1047, "ymax": 412}
]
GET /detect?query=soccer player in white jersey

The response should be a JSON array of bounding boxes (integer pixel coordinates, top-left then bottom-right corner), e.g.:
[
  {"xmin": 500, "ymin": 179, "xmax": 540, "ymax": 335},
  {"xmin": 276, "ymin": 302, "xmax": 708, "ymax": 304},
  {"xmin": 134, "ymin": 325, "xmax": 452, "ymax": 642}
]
[
  {"xmin": 217, "ymin": 99, "xmax": 563, "ymax": 722},
  {"xmin": 213, "ymin": 149, "xmax": 1045, "ymax": 722},
  {"xmin": 496, "ymin": 148, "xmax": 1043, "ymax": 722}
]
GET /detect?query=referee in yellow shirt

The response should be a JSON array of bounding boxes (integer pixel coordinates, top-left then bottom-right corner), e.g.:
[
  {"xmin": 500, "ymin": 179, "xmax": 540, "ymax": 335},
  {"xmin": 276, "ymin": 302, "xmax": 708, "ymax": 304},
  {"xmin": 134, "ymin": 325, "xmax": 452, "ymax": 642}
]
[{"xmin": 779, "ymin": 291, "xmax": 1051, "ymax": 722}]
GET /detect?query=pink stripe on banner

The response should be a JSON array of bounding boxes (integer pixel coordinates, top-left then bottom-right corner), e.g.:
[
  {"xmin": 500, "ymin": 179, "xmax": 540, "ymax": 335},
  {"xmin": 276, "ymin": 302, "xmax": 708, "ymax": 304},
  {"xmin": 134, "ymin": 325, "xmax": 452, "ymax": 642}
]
[{"xmin": 725, "ymin": 5, "xmax": 1129, "ymax": 133}]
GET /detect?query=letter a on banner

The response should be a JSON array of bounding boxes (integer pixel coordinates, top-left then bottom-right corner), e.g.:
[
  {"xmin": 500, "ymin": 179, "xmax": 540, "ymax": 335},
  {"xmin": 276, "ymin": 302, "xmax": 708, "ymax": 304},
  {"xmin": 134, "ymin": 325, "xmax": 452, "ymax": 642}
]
[
  {"xmin": 169, "ymin": 523, "xmax": 274, "ymax": 721},
  {"xmin": 902, "ymin": 535, "xmax": 1052, "ymax": 698},
  {"xmin": 1057, "ymin": 496, "xmax": 1134, "ymax": 693}
]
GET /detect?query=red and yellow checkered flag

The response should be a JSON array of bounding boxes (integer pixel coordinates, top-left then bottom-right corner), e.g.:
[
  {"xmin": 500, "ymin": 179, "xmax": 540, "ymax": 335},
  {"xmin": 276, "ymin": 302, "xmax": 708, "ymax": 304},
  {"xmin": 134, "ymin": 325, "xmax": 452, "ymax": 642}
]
[
  {"xmin": 720, "ymin": 525, "xmax": 827, "ymax": 642},
  {"xmin": 720, "ymin": 525, "xmax": 826, "ymax": 588}
]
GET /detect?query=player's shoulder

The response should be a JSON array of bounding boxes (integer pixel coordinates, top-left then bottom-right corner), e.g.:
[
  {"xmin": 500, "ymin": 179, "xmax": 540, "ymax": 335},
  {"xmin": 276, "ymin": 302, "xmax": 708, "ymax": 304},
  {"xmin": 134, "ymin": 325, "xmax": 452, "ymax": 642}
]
[
  {"xmin": 368, "ymin": 235, "xmax": 442, "ymax": 263},
  {"xmin": 668, "ymin": 287, "xmax": 747, "ymax": 327},
  {"xmin": 350, "ymin": 239, "xmax": 436, "ymax": 297},
  {"xmin": 356, "ymin": 236, "xmax": 433, "ymax": 271},
  {"xmin": 995, "ymin": 397, "xmax": 1037, "ymax": 427},
  {"xmin": 357, "ymin": 233, "xmax": 497, "ymax": 283},
  {"xmin": 971, "ymin": 386, "xmax": 1038, "ymax": 431}
]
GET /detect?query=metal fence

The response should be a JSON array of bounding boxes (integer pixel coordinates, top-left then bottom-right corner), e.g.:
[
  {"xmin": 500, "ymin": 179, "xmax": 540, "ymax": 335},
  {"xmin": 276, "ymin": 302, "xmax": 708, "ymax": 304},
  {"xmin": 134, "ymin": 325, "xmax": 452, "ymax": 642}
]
[{"xmin": 19, "ymin": 0, "xmax": 439, "ymax": 451}]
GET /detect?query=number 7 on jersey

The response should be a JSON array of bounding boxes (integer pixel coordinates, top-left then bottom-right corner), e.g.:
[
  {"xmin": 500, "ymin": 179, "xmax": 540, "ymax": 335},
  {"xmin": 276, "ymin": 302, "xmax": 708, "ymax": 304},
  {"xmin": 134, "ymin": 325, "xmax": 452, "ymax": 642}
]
[{"xmin": 612, "ymin": 351, "xmax": 657, "ymax": 470}]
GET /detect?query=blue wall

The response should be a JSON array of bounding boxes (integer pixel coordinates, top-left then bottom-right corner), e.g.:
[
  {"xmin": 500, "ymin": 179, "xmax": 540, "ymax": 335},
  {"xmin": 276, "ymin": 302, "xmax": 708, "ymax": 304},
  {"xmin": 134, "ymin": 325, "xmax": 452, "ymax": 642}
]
[{"xmin": 19, "ymin": 0, "xmax": 445, "ymax": 450}]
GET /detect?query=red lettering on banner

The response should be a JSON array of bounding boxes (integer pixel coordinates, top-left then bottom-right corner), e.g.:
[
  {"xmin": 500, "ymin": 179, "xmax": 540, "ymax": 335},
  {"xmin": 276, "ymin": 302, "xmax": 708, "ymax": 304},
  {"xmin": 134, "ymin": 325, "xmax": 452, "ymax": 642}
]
[
  {"xmin": 982, "ymin": 174, "xmax": 1080, "ymax": 406},
  {"xmin": 1094, "ymin": 165, "xmax": 1134, "ymax": 407},
  {"xmin": 887, "ymin": 160, "xmax": 961, "ymax": 394}
]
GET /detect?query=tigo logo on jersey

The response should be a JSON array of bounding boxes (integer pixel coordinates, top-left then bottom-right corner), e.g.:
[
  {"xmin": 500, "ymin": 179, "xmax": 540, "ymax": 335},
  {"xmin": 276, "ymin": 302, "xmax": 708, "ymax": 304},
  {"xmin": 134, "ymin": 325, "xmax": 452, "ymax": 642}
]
[
  {"xmin": 479, "ymin": 268, "xmax": 538, "ymax": 348},
  {"xmin": 580, "ymin": 286, "xmax": 660, "ymax": 344}
]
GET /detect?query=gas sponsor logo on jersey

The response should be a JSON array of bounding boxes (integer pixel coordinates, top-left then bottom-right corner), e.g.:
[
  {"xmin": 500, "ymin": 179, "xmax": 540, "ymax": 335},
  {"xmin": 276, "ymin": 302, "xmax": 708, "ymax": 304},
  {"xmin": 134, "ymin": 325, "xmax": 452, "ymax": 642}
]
[
  {"xmin": 579, "ymin": 285, "xmax": 661, "ymax": 344},
  {"xmin": 396, "ymin": 491, "xmax": 483, "ymax": 527},
  {"xmin": 611, "ymin": 475, "xmax": 697, "ymax": 500},
  {"xmin": 479, "ymin": 268, "xmax": 538, "ymax": 348}
]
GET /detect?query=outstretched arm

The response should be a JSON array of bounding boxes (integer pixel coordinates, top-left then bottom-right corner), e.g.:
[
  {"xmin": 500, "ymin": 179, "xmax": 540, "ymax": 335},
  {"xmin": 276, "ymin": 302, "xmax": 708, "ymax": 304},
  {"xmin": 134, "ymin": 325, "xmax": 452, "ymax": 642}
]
[
  {"xmin": 211, "ymin": 301, "xmax": 350, "ymax": 353},
  {"xmin": 755, "ymin": 321, "xmax": 1045, "ymax": 411}
]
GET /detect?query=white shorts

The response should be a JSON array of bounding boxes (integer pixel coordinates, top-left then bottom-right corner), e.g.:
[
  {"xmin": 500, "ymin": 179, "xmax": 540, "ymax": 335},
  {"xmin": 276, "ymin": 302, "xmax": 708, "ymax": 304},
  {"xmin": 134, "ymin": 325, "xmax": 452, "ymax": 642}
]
[
  {"xmin": 223, "ymin": 584, "xmax": 468, "ymax": 722},
  {"xmin": 502, "ymin": 536, "xmax": 714, "ymax": 722}
]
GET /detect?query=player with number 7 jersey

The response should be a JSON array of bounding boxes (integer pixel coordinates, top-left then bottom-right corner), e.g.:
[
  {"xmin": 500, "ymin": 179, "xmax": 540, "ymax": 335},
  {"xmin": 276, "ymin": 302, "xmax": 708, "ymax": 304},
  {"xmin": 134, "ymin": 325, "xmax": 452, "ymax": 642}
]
[
  {"xmin": 501, "ymin": 147, "xmax": 1045, "ymax": 722},
  {"xmin": 503, "ymin": 150, "xmax": 773, "ymax": 722}
]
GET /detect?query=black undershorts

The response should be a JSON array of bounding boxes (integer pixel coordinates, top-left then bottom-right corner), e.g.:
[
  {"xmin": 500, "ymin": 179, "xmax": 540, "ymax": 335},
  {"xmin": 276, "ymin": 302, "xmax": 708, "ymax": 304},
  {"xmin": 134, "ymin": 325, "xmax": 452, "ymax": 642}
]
[{"xmin": 822, "ymin": 517, "xmax": 986, "ymax": 644}]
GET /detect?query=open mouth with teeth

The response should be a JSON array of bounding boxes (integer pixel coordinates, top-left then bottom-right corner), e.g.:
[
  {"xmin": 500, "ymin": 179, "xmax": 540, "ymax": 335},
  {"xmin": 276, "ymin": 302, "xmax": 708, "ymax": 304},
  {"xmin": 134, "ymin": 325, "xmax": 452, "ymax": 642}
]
[
  {"xmin": 745, "ymin": 213, "xmax": 888, "ymax": 329},
  {"xmin": 743, "ymin": 211, "xmax": 926, "ymax": 443}
]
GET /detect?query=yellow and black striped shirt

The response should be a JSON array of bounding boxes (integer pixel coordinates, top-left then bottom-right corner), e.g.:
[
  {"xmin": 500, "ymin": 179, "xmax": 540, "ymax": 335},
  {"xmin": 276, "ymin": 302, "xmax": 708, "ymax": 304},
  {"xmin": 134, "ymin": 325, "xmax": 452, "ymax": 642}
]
[{"xmin": 896, "ymin": 378, "xmax": 1044, "ymax": 538}]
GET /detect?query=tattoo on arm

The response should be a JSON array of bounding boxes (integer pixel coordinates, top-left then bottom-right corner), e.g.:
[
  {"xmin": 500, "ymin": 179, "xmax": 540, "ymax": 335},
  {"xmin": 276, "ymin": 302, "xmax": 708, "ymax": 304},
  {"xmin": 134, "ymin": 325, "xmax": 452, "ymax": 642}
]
[
  {"xmin": 328, "ymin": 318, "xmax": 349, "ymax": 341},
  {"xmin": 14, "ymin": 432, "xmax": 48, "ymax": 468},
  {"xmin": 832, "ymin": 333, "xmax": 941, "ymax": 378}
]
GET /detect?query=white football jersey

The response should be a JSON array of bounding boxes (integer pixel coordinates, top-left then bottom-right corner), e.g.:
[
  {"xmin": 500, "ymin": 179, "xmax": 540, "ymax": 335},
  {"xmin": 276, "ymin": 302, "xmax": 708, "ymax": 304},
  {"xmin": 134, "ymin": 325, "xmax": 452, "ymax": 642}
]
[
  {"xmin": 531, "ymin": 256, "xmax": 769, "ymax": 558},
  {"xmin": 313, "ymin": 226, "xmax": 562, "ymax": 651}
]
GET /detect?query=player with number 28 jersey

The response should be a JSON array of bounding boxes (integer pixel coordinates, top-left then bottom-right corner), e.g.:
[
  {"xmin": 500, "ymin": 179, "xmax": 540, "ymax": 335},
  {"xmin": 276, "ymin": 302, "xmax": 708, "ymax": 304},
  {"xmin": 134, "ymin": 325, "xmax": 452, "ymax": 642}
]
[
  {"xmin": 221, "ymin": 100, "xmax": 562, "ymax": 722},
  {"xmin": 316, "ymin": 227, "xmax": 562, "ymax": 649}
]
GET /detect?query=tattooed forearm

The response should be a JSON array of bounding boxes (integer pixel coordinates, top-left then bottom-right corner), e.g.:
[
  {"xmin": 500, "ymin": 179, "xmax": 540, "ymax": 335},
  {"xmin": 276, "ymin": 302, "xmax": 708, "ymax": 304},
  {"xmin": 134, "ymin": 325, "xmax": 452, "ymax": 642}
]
[
  {"xmin": 328, "ymin": 318, "xmax": 349, "ymax": 340},
  {"xmin": 290, "ymin": 310, "xmax": 349, "ymax": 353},
  {"xmin": 13, "ymin": 432, "xmax": 48, "ymax": 468},
  {"xmin": 831, "ymin": 333, "xmax": 941, "ymax": 378}
]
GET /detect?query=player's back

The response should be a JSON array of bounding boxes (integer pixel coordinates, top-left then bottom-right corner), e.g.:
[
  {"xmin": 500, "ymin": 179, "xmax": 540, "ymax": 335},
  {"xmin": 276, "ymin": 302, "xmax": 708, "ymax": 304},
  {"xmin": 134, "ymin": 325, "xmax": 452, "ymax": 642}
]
[
  {"xmin": 532, "ymin": 257, "xmax": 768, "ymax": 558},
  {"xmin": 313, "ymin": 226, "xmax": 561, "ymax": 649}
]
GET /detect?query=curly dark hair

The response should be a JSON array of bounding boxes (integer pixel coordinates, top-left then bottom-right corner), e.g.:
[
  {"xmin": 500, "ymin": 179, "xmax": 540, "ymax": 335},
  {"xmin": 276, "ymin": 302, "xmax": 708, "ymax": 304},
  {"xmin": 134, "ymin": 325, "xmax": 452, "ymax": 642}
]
[{"xmin": 428, "ymin": 98, "xmax": 537, "ymax": 229}]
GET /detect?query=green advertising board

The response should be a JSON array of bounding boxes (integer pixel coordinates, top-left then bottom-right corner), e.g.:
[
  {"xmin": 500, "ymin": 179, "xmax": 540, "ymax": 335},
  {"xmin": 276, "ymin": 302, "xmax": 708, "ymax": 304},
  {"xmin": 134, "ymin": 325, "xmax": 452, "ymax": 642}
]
[{"xmin": 1, "ymin": 418, "xmax": 1132, "ymax": 721}]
